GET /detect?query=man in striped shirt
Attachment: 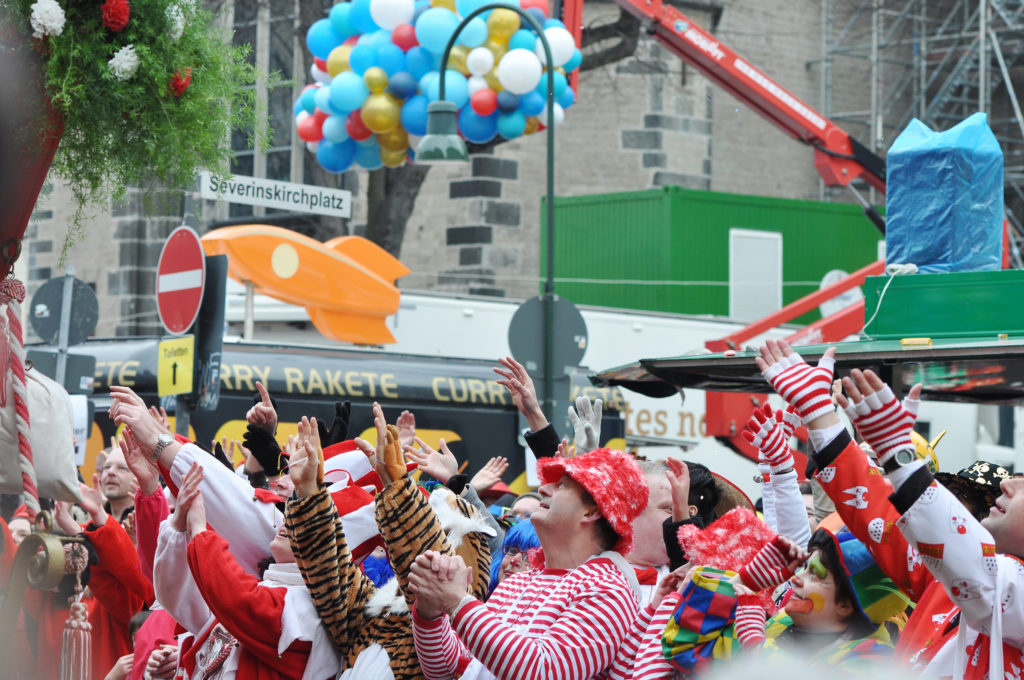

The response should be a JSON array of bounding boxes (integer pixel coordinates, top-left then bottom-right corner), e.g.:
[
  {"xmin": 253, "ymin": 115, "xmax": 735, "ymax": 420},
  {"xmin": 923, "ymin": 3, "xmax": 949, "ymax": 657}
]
[{"xmin": 408, "ymin": 447, "xmax": 648, "ymax": 680}]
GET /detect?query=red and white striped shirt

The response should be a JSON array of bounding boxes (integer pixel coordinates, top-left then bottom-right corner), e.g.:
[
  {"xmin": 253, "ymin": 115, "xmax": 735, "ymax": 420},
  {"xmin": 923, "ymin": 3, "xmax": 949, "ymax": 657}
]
[
  {"xmin": 609, "ymin": 591, "xmax": 680, "ymax": 680},
  {"xmin": 412, "ymin": 554, "xmax": 639, "ymax": 680}
]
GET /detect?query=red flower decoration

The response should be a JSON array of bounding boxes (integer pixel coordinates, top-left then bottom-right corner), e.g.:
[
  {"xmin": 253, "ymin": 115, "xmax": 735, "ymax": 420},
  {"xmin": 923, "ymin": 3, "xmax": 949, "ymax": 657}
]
[
  {"xmin": 170, "ymin": 68, "xmax": 192, "ymax": 97},
  {"xmin": 101, "ymin": 0, "xmax": 130, "ymax": 32}
]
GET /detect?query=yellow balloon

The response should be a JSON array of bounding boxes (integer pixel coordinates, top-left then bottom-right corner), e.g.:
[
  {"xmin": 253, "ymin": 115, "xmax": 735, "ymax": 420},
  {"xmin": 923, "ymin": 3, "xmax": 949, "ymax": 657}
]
[
  {"xmin": 326, "ymin": 45, "xmax": 352, "ymax": 77},
  {"xmin": 361, "ymin": 93, "xmax": 402, "ymax": 133},
  {"xmin": 363, "ymin": 66, "xmax": 389, "ymax": 94},
  {"xmin": 484, "ymin": 39, "xmax": 508, "ymax": 63},
  {"xmin": 486, "ymin": 8, "xmax": 520, "ymax": 44},
  {"xmin": 378, "ymin": 125, "xmax": 409, "ymax": 152},
  {"xmin": 524, "ymin": 116, "xmax": 539, "ymax": 135},
  {"xmin": 448, "ymin": 45, "xmax": 470, "ymax": 76},
  {"xmin": 431, "ymin": 0, "xmax": 455, "ymax": 9},
  {"xmin": 381, "ymin": 148, "xmax": 407, "ymax": 167},
  {"xmin": 484, "ymin": 67, "xmax": 504, "ymax": 92}
]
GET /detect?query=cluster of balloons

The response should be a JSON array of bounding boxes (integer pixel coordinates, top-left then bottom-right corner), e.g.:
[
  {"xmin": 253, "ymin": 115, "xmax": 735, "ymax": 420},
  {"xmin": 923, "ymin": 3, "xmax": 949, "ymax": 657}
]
[{"xmin": 298, "ymin": 0, "xmax": 582, "ymax": 173}]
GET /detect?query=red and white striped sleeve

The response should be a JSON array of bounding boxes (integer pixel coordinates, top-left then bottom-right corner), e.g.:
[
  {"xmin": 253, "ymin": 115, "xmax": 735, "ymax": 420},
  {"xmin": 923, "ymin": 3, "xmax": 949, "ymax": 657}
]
[
  {"xmin": 451, "ymin": 562, "xmax": 638, "ymax": 680},
  {"xmin": 733, "ymin": 595, "xmax": 767, "ymax": 649},
  {"xmin": 411, "ymin": 602, "xmax": 470, "ymax": 680},
  {"xmin": 629, "ymin": 592, "xmax": 681, "ymax": 680},
  {"xmin": 607, "ymin": 600, "xmax": 657, "ymax": 680}
]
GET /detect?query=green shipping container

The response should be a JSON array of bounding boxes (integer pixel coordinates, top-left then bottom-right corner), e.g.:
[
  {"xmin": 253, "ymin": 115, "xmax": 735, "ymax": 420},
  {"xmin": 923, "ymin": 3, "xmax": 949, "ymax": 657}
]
[{"xmin": 542, "ymin": 187, "xmax": 883, "ymax": 324}]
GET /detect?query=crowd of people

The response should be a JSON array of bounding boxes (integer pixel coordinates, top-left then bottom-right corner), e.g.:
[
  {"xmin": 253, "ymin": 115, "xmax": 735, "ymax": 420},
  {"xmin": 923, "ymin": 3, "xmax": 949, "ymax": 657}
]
[{"xmin": 0, "ymin": 346, "xmax": 1020, "ymax": 679}]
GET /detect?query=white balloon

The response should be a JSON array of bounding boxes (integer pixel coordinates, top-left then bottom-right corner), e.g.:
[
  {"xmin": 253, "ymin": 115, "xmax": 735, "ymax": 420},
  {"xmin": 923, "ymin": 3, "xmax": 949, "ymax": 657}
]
[
  {"xmin": 496, "ymin": 48, "xmax": 542, "ymax": 95},
  {"xmin": 306, "ymin": 141, "xmax": 320, "ymax": 152},
  {"xmin": 535, "ymin": 26, "xmax": 575, "ymax": 67},
  {"xmin": 537, "ymin": 102, "xmax": 565, "ymax": 127},
  {"xmin": 466, "ymin": 47, "xmax": 494, "ymax": 77},
  {"xmin": 311, "ymin": 63, "xmax": 332, "ymax": 85},
  {"xmin": 369, "ymin": 0, "xmax": 414, "ymax": 30},
  {"xmin": 467, "ymin": 75, "xmax": 490, "ymax": 95}
]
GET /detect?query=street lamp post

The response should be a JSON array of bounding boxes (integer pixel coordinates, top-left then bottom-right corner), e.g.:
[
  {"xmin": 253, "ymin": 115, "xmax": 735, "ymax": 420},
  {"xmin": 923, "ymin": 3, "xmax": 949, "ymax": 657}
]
[{"xmin": 418, "ymin": 5, "xmax": 560, "ymax": 422}]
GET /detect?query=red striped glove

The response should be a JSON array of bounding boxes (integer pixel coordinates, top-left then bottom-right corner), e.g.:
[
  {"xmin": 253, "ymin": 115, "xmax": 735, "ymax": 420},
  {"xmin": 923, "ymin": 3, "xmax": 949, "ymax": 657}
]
[
  {"xmin": 760, "ymin": 350, "xmax": 836, "ymax": 424},
  {"xmin": 742, "ymin": 405, "xmax": 794, "ymax": 474},
  {"xmin": 734, "ymin": 595, "xmax": 767, "ymax": 648},
  {"xmin": 843, "ymin": 383, "xmax": 920, "ymax": 462},
  {"xmin": 738, "ymin": 536, "xmax": 796, "ymax": 591}
]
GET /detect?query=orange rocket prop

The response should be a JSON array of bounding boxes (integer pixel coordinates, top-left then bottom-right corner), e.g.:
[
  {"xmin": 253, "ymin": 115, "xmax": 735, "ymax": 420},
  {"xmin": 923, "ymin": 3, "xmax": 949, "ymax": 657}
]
[{"xmin": 201, "ymin": 225, "xmax": 409, "ymax": 345}]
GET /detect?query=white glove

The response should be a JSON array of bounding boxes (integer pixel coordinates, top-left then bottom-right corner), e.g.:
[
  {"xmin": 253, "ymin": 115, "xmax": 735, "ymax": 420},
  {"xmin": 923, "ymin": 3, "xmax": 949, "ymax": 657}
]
[{"xmin": 568, "ymin": 396, "xmax": 602, "ymax": 454}]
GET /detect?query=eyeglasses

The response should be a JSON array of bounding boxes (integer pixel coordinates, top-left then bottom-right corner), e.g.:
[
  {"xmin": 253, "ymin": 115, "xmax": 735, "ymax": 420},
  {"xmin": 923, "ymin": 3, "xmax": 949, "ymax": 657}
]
[{"xmin": 502, "ymin": 546, "xmax": 524, "ymax": 558}]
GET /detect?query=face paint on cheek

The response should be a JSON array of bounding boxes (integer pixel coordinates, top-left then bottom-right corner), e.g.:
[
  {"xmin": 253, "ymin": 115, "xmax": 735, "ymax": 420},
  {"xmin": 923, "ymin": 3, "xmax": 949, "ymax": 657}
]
[{"xmin": 807, "ymin": 592, "xmax": 826, "ymax": 612}]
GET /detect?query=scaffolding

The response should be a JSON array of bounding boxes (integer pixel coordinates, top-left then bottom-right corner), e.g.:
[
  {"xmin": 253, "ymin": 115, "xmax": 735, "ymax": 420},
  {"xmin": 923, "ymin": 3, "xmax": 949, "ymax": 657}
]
[{"xmin": 821, "ymin": 0, "xmax": 1024, "ymax": 265}]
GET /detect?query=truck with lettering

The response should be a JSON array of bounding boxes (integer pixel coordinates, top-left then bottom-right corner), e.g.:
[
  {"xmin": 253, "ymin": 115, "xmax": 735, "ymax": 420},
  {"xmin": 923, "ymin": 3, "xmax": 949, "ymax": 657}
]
[{"xmin": 82, "ymin": 336, "xmax": 625, "ymax": 494}]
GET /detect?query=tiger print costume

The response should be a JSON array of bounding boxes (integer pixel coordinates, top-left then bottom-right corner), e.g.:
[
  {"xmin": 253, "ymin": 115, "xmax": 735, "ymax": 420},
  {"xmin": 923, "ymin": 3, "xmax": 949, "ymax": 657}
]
[{"xmin": 286, "ymin": 475, "xmax": 492, "ymax": 680}]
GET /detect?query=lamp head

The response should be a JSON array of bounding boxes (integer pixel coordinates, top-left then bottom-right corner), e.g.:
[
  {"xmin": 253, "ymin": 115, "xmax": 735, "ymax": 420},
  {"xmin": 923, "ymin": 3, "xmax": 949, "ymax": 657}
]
[{"xmin": 416, "ymin": 101, "xmax": 468, "ymax": 164}]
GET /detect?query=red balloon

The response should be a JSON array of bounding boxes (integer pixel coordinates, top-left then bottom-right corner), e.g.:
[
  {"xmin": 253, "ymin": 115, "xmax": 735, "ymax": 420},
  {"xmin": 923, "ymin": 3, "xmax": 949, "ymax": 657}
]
[
  {"xmin": 297, "ymin": 114, "xmax": 324, "ymax": 142},
  {"xmin": 343, "ymin": 35, "xmax": 359, "ymax": 47},
  {"xmin": 392, "ymin": 24, "xmax": 418, "ymax": 51},
  {"xmin": 313, "ymin": 108, "xmax": 330, "ymax": 124},
  {"xmin": 346, "ymin": 110, "xmax": 373, "ymax": 141},
  {"xmin": 313, "ymin": 57, "xmax": 328, "ymax": 71},
  {"xmin": 520, "ymin": 0, "xmax": 549, "ymax": 17},
  {"xmin": 470, "ymin": 89, "xmax": 498, "ymax": 116}
]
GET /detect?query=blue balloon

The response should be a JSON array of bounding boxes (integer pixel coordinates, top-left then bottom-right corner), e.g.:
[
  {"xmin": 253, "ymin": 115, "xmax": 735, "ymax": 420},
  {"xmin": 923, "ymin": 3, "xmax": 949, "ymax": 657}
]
[
  {"xmin": 406, "ymin": 146, "xmax": 416, "ymax": 162},
  {"xmin": 314, "ymin": 86, "xmax": 337, "ymax": 115},
  {"xmin": 415, "ymin": 8, "xmax": 459, "ymax": 54},
  {"xmin": 497, "ymin": 110, "xmax": 526, "ymax": 138},
  {"xmin": 496, "ymin": 90, "xmax": 519, "ymax": 113},
  {"xmin": 356, "ymin": 134, "xmax": 379, "ymax": 148},
  {"xmin": 419, "ymin": 72, "xmax": 438, "ymax": 96},
  {"xmin": 350, "ymin": 0, "xmax": 380, "ymax": 34},
  {"xmin": 322, "ymin": 115, "xmax": 350, "ymax": 142},
  {"xmin": 330, "ymin": 71, "xmax": 370, "ymax": 112},
  {"xmin": 349, "ymin": 44, "xmax": 378, "ymax": 74},
  {"xmin": 368, "ymin": 29, "xmax": 393, "ymax": 48},
  {"xmin": 412, "ymin": 1, "xmax": 430, "ymax": 23},
  {"xmin": 457, "ymin": 18, "xmax": 487, "ymax": 48},
  {"xmin": 293, "ymin": 96, "xmax": 304, "ymax": 117},
  {"xmin": 356, "ymin": 143, "xmax": 383, "ymax": 169},
  {"xmin": 457, "ymin": 106, "xmax": 497, "ymax": 144},
  {"xmin": 426, "ymin": 70, "xmax": 469, "ymax": 109},
  {"xmin": 317, "ymin": 138, "xmax": 356, "ymax": 173},
  {"xmin": 518, "ymin": 90, "xmax": 545, "ymax": 116},
  {"xmin": 405, "ymin": 46, "xmax": 434, "ymax": 79},
  {"xmin": 455, "ymin": 0, "xmax": 490, "ymax": 18},
  {"xmin": 564, "ymin": 47, "xmax": 582, "ymax": 72},
  {"xmin": 537, "ymin": 70, "xmax": 567, "ymax": 99},
  {"xmin": 401, "ymin": 95, "xmax": 429, "ymax": 136},
  {"xmin": 300, "ymin": 88, "xmax": 318, "ymax": 114},
  {"xmin": 544, "ymin": 18, "xmax": 565, "ymax": 29},
  {"xmin": 377, "ymin": 44, "xmax": 406, "ymax": 75},
  {"xmin": 306, "ymin": 19, "xmax": 343, "ymax": 61},
  {"xmin": 525, "ymin": 8, "xmax": 546, "ymax": 28},
  {"xmin": 557, "ymin": 84, "xmax": 575, "ymax": 109},
  {"xmin": 508, "ymin": 29, "xmax": 537, "ymax": 51},
  {"xmin": 388, "ymin": 71, "xmax": 418, "ymax": 99},
  {"xmin": 329, "ymin": 3, "xmax": 355, "ymax": 39}
]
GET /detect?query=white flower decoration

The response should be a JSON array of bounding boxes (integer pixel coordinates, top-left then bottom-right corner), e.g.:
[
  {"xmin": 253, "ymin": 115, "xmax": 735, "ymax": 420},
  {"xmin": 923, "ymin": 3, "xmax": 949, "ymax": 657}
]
[
  {"xmin": 29, "ymin": 0, "xmax": 65, "ymax": 39},
  {"xmin": 166, "ymin": 4, "xmax": 185, "ymax": 41},
  {"xmin": 108, "ymin": 44, "xmax": 140, "ymax": 81}
]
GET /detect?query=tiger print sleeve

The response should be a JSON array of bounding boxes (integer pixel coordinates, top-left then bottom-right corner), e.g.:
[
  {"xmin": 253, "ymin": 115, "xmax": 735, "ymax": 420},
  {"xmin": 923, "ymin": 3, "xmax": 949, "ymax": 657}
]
[
  {"xmin": 287, "ymin": 487, "xmax": 377, "ymax": 648},
  {"xmin": 376, "ymin": 476, "xmax": 454, "ymax": 607}
]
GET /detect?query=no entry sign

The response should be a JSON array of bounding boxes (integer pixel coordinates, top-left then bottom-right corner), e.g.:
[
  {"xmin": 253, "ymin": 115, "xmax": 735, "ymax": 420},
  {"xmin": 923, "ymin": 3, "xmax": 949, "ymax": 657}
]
[{"xmin": 157, "ymin": 226, "xmax": 206, "ymax": 335}]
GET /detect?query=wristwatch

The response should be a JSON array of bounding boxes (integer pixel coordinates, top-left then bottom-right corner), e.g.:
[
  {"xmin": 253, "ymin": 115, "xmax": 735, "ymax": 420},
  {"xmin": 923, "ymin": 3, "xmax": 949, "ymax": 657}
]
[
  {"xmin": 881, "ymin": 446, "xmax": 916, "ymax": 474},
  {"xmin": 152, "ymin": 433, "xmax": 175, "ymax": 461}
]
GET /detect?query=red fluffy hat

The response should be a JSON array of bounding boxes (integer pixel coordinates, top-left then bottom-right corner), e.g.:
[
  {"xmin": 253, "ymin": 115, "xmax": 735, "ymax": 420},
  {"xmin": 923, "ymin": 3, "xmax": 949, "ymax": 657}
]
[{"xmin": 538, "ymin": 448, "xmax": 648, "ymax": 554}]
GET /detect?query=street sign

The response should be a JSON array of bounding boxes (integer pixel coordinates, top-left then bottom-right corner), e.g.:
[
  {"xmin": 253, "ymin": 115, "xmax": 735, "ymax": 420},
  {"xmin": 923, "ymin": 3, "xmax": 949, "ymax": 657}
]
[
  {"xmin": 198, "ymin": 171, "xmax": 352, "ymax": 218},
  {"xmin": 29, "ymin": 275, "xmax": 98, "ymax": 345},
  {"xmin": 158, "ymin": 336, "xmax": 195, "ymax": 396},
  {"xmin": 508, "ymin": 295, "xmax": 588, "ymax": 374},
  {"xmin": 157, "ymin": 226, "xmax": 206, "ymax": 335}
]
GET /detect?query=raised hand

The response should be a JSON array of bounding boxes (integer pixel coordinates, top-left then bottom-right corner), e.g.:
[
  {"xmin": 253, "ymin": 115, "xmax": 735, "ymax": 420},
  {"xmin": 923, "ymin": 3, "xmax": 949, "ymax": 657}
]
[
  {"xmin": 469, "ymin": 456, "xmax": 508, "ymax": 493},
  {"xmin": 755, "ymin": 339, "xmax": 837, "ymax": 425},
  {"xmin": 568, "ymin": 395, "xmax": 602, "ymax": 454},
  {"xmin": 651, "ymin": 564, "xmax": 689, "ymax": 609},
  {"xmin": 79, "ymin": 474, "xmax": 109, "ymax": 527},
  {"xmin": 556, "ymin": 437, "xmax": 575, "ymax": 459},
  {"xmin": 318, "ymin": 400, "xmax": 352, "ymax": 448},
  {"xmin": 403, "ymin": 436, "xmax": 459, "ymax": 484},
  {"xmin": 103, "ymin": 653, "xmax": 133, "ymax": 680},
  {"xmin": 741, "ymin": 404, "xmax": 795, "ymax": 474},
  {"xmin": 148, "ymin": 405, "xmax": 170, "ymax": 430},
  {"xmin": 146, "ymin": 645, "xmax": 179, "ymax": 679},
  {"xmin": 246, "ymin": 381, "xmax": 278, "ymax": 434},
  {"xmin": 494, "ymin": 356, "xmax": 547, "ymax": 431},
  {"xmin": 837, "ymin": 368, "xmax": 922, "ymax": 465},
  {"xmin": 170, "ymin": 462, "xmax": 204, "ymax": 534},
  {"xmin": 109, "ymin": 386, "xmax": 171, "ymax": 456},
  {"xmin": 409, "ymin": 550, "xmax": 473, "ymax": 619},
  {"xmin": 396, "ymin": 410, "xmax": 416, "ymax": 449},
  {"xmin": 54, "ymin": 500, "xmax": 82, "ymax": 537},
  {"xmin": 243, "ymin": 423, "xmax": 285, "ymax": 477},
  {"xmin": 289, "ymin": 416, "xmax": 323, "ymax": 498},
  {"xmin": 737, "ymin": 535, "xmax": 804, "ymax": 591},
  {"xmin": 120, "ymin": 429, "xmax": 159, "ymax": 495},
  {"xmin": 665, "ymin": 457, "xmax": 692, "ymax": 521}
]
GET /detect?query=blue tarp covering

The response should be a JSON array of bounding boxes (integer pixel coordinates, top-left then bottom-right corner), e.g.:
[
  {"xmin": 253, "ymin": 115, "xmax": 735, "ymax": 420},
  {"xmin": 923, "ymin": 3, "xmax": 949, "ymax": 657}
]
[{"xmin": 886, "ymin": 112, "xmax": 1003, "ymax": 273}]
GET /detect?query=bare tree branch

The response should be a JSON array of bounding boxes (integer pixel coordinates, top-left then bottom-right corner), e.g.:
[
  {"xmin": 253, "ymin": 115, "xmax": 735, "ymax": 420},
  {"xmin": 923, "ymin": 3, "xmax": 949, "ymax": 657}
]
[{"xmin": 580, "ymin": 7, "xmax": 641, "ymax": 72}]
